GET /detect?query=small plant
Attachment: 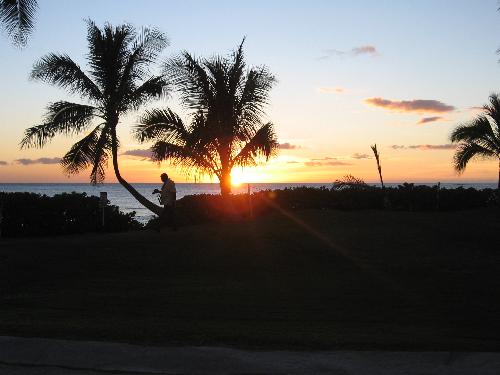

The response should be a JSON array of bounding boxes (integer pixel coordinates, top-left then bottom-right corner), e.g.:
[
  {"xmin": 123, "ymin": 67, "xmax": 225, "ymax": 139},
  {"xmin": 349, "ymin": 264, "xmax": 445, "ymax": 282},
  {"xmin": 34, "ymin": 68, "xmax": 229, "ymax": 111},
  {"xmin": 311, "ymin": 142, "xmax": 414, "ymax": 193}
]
[{"xmin": 333, "ymin": 174, "xmax": 368, "ymax": 190}]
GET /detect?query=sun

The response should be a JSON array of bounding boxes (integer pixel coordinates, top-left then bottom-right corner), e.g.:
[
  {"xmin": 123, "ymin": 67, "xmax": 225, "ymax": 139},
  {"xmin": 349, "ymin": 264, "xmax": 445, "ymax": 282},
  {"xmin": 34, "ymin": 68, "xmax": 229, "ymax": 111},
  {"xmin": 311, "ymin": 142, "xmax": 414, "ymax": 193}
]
[{"xmin": 231, "ymin": 168, "xmax": 263, "ymax": 186}]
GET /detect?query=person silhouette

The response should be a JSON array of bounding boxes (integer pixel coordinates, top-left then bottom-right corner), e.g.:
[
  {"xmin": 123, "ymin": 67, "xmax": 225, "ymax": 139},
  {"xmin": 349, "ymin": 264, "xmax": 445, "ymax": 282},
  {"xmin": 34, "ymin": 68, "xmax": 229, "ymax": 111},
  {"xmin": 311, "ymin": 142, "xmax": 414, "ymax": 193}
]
[{"xmin": 153, "ymin": 173, "xmax": 177, "ymax": 230}]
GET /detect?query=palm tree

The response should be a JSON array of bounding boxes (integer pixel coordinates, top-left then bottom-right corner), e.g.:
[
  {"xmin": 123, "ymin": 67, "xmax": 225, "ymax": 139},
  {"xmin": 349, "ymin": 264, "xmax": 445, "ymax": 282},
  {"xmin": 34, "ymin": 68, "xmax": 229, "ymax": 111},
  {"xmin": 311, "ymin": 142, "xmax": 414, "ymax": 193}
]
[
  {"xmin": 371, "ymin": 143, "xmax": 385, "ymax": 189},
  {"xmin": 20, "ymin": 20, "xmax": 169, "ymax": 215},
  {"xmin": 451, "ymin": 93, "xmax": 500, "ymax": 191},
  {"xmin": 135, "ymin": 40, "xmax": 279, "ymax": 196},
  {"xmin": 0, "ymin": 0, "xmax": 37, "ymax": 46}
]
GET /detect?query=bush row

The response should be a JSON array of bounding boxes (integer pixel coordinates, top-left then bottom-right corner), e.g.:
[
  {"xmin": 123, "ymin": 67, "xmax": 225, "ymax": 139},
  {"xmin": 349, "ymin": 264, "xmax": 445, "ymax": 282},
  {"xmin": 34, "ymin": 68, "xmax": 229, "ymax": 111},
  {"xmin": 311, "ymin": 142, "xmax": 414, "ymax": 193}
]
[
  {"xmin": 146, "ymin": 184, "xmax": 498, "ymax": 227},
  {"xmin": 0, "ymin": 192, "xmax": 142, "ymax": 238}
]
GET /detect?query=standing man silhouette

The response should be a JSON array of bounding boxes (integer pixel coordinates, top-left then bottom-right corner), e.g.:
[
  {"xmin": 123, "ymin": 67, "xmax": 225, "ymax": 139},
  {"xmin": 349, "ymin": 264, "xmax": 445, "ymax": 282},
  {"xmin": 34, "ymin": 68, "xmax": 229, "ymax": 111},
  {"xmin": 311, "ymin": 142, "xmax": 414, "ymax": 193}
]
[{"xmin": 153, "ymin": 173, "xmax": 177, "ymax": 230}]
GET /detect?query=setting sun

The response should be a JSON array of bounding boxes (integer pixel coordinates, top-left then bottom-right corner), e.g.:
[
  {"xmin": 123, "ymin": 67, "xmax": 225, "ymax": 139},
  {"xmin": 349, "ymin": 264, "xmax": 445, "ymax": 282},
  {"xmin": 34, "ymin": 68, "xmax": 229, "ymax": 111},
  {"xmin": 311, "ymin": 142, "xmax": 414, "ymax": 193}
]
[{"xmin": 231, "ymin": 168, "xmax": 265, "ymax": 186}]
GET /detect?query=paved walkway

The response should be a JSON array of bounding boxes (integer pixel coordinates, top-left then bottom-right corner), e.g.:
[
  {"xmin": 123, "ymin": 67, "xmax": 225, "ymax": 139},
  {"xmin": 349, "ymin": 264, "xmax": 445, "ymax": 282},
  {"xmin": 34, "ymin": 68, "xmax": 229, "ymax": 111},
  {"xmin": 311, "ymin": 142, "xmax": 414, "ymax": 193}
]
[{"xmin": 1, "ymin": 336, "xmax": 500, "ymax": 374}]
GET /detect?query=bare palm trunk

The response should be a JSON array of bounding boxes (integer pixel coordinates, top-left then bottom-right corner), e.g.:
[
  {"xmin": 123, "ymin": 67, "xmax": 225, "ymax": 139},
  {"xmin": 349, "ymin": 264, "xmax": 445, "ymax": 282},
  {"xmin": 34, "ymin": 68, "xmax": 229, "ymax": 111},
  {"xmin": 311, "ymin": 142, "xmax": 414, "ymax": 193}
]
[
  {"xmin": 377, "ymin": 164, "xmax": 385, "ymax": 190},
  {"xmin": 220, "ymin": 169, "xmax": 232, "ymax": 197},
  {"xmin": 371, "ymin": 144, "xmax": 385, "ymax": 190},
  {"xmin": 498, "ymin": 158, "xmax": 500, "ymax": 204},
  {"xmin": 111, "ymin": 128, "xmax": 162, "ymax": 216}
]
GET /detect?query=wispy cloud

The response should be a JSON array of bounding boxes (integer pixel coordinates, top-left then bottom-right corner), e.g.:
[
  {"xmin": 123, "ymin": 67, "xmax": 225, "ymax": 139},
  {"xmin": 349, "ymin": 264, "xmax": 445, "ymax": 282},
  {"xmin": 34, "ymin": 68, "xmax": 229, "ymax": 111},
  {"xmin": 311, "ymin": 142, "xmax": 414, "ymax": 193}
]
[
  {"xmin": 390, "ymin": 144, "xmax": 456, "ymax": 150},
  {"xmin": 319, "ymin": 45, "xmax": 378, "ymax": 60},
  {"xmin": 0, "ymin": 161, "xmax": 7, "ymax": 166},
  {"xmin": 417, "ymin": 116, "xmax": 446, "ymax": 125},
  {"xmin": 352, "ymin": 45, "xmax": 378, "ymax": 56},
  {"xmin": 318, "ymin": 87, "xmax": 345, "ymax": 94},
  {"xmin": 305, "ymin": 157, "xmax": 352, "ymax": 167},
  {"xmin": 365, "ymin": 97, "xmax": 455, "ymax": 114},
  {"xmin": 351, "ymin": 153, "xmax": 372, "ymax": 159},
  {"xmin": 278, "ymin": 142, "xmax": 301, "ymax": 150},
  {"xmin": 305, "ymin": 161, "xmax": 352, "ymax": 167},
  {"xmin": 121, "ymin": 148, "xmax": 153, "ymax": 160},
  {"xmin": 15, "ymin": 157, "xmax": 61, "ymax": 165}
]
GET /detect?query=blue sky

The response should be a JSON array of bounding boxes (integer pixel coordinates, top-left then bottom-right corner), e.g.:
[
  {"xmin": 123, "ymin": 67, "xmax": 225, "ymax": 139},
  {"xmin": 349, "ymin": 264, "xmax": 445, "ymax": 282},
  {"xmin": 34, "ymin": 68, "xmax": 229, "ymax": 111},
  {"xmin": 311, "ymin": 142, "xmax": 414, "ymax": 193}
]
[{"xmin": 1, "ymin": 0, "xmax": 500, "ymax": 183}]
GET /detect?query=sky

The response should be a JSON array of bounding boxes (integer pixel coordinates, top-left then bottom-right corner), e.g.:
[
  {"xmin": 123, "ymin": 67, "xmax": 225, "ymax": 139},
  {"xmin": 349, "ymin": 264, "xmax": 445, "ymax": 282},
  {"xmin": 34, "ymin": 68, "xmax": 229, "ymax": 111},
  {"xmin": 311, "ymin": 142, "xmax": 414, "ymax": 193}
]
[{"xmin": 1, "ymin": 0, "xmax": 500, "ymax": 184}]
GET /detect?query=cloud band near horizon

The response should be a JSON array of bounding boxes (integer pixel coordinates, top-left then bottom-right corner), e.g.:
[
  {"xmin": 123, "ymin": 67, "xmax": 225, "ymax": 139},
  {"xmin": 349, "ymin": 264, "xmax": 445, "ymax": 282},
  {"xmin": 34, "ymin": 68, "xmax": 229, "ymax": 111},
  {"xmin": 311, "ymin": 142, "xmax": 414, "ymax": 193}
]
[
  {"xmin": 15, "ymin": 157, "xmax": 61, "ymax": 165},
  {"xmin": 391, "ymin": 144, "xmax": 456, "ymax": 150}
]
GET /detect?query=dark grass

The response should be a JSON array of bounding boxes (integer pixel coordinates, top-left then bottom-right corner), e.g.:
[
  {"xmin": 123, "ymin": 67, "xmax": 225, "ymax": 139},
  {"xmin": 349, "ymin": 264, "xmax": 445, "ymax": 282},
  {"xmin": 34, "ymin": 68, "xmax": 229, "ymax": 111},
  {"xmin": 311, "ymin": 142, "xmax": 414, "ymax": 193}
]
[{"xmin": 1, "ymin": 208, "xmax": 500, "ymax": 350}]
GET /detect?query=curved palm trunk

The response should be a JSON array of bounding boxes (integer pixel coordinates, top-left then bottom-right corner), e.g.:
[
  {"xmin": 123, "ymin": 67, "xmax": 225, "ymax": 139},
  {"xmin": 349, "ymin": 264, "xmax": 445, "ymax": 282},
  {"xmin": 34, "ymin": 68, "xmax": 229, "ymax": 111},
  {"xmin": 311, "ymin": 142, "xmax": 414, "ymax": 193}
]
[{"xmin": 111, "ymin": 128, "xmax": 162, "ymax": 216}]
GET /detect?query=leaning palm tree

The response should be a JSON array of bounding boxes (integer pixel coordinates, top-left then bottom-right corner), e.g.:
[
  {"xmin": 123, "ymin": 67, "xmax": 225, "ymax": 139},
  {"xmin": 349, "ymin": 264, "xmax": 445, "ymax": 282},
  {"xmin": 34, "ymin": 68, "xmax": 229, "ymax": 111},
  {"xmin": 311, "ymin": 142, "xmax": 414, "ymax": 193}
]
[
  {"xmin": 135, "ymin": 40, "xmax": 279, "ymax": 196},
  {"xmin": 20, "ymin": 20, "xmax": 169, "ymax": 215},
  {"xmin": 451, "ymin": 93, "xmax": 500, "ymax": 192},
  {"xmin": 0, "ymin": 0, "xmax": 37, "ymax": 46}
]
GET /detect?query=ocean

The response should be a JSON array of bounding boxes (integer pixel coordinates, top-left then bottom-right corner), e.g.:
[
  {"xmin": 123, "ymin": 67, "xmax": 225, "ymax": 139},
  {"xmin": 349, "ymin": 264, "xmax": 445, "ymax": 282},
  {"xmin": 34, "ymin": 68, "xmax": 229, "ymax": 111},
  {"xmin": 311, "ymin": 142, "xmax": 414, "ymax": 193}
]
[{"xmin": 0, "ymin": 182, "xmax": 496, "ymax": 223}]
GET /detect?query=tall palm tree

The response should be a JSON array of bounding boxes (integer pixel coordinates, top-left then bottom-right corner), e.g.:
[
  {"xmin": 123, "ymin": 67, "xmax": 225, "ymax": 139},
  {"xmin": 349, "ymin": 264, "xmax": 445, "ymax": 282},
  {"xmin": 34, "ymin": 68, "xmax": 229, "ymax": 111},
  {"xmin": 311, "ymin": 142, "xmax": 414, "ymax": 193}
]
[
  {"xmin": 0, "ymin": 0, "xmax": 37, "ymax": 46},
  {"xmin": 20, "ymin": 20, "xmax": 169, "ymax": 215},
  {"xmin": 451, "ymin": 93, "xmax": 500, "ymax": 191},
  {"xmin": 135, "ymin": 40, "xmax": 279, "ymax": 196}
]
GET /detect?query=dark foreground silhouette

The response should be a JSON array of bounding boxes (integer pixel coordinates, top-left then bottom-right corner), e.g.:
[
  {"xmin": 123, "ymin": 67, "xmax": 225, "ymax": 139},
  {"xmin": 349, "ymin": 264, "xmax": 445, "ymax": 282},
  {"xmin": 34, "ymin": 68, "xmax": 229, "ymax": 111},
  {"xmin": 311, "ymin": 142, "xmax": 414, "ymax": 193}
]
[{"xmin": 1, "ymin": 208, "xmax": 499, "ymax": 351}]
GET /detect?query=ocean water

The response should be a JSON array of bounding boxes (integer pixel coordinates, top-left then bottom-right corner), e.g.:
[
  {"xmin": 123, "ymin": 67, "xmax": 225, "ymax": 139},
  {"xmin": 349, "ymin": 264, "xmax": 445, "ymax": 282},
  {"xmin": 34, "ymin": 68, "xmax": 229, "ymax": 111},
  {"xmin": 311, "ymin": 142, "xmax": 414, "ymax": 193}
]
[{"xmin": 0, "ymin": 182, "xmax": 496, "ymax": 223}]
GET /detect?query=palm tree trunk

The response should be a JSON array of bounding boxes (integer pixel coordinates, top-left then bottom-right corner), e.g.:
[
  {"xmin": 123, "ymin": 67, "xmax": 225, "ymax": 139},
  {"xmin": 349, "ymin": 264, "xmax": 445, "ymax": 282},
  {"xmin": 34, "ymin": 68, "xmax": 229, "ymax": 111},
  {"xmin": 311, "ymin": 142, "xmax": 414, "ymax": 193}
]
[
  {"xmin": 498, "ymin": 158, "xmax": 500, "ymax": 203},
  {"xmin": 111, "ymin": 128, "xmax": 162, "ymax": 216},
  {"xmin": 219, "ymin": 169, "xmax": 232, "ymax": 197}
]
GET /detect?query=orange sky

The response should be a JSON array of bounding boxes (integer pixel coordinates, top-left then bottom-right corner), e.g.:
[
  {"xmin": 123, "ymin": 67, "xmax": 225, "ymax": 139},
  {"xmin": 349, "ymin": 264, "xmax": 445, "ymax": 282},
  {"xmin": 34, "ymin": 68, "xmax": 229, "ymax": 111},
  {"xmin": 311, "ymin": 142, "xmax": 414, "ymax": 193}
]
[{"xmin": 1, "ymin": 1, "xmax": 500, "ymax": 184}]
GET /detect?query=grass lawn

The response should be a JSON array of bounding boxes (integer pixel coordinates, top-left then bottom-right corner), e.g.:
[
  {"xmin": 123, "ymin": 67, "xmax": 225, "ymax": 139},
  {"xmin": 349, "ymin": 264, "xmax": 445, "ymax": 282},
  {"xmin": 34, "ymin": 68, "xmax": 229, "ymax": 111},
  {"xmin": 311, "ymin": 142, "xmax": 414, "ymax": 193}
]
[{"xmin": 1, "ymin": 208, "xmax": 500, "ymax": 351}]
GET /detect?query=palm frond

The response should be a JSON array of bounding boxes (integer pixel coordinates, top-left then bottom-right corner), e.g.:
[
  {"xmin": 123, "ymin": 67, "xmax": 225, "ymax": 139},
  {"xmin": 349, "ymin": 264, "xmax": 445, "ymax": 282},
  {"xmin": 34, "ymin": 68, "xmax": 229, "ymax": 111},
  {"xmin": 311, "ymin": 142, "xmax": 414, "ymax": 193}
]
[
  {"xmin": 124, "ymin": 75, "xmax": 169, "ymax": 111},
  {"xmin": 117, "ymin": 27, "xmax": 169, "ymax": 106},
  {"xmin": 235, "ymin": 66, "xmax": 276, "ymax": 137},
  {"xmin": 85, "ymin": 20, "xmax": 134, "ymax": 97},
  {"xmin": 227, "ymin": 38, "xmax": 246, "ymax": 98},
  {"xmin": 61, "ymin": 124, "xmax": 101, "ymax": 178},
  {"xmin": 20, "ymin": 101, "xmax": 96, "ymax": 148},
  {"xmin": 135, "ymin": 107, "xmax": 188, "ymax": 143},
  {"xmin": 151, "ymin": 140, "xmax": 218, "ymax": 177},
  {"xmin": 165, "ymin": 52, "xmax": 214, "ymax": 112},
  {"xmin": 482, "ymin": 93, "xmax": 500, "ymax": 136},
  {"xmin": 453, "ymin": 142, "xmax": 496, "ymax": 173},
  {"xmin": 0, "ymin": 0, "xmax": 37, "ymax": 46},
  {"xmin": 233, "ymin": 122, "xmax": 278, "ymax": 167},
  {"xmin": 31, "ymin": 53, "xmax": 102, "ymax": 101},
  {"xmin": 450, "ymin": 116, "xmax": 500, "ymax": 152}
]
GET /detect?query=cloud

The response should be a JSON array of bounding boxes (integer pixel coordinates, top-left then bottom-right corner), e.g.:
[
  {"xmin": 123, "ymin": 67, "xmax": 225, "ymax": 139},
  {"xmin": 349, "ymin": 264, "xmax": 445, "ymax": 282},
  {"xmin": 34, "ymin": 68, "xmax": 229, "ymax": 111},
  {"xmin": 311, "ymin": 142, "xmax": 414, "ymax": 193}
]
[
  {"xmin": 365, "ymin": 97, "xmax": 455, "ymax": 114},
  {"xmin": 305, "ymin": 161, "xmax": 352, "ymax": 167},
  {"xmin": 352, "ymin": 45, "xmax": 378, "ymax": 56},
  {"xmin": 319, "ymin": 45, "xmax": 378, "ymax": 60},
  {"xmin": 318, "ymin": 87, "xmax": 345, "ymax": 94},
  {"xmin": 0, "ymin": 161, "xmax": 7, "ymax": 166},
  {"xmin": 286, "ymin": 161, "xmax": 300, "ymax": 164},
  {"xmin": 417, "ymin": 116, "xmax": 445, "ymax": 125},
  {"xmin": 121, "ymin": 148, "xmax": 153, "ymax": 160},
  {"xmin": 390, "ymin": 144, "xmax": 456, "ymax": 150},
  {"xmin": 305, "ymin": 157, "xmax": 352, "ymax": 167},
  {"xmin": 278, "ymin": 142, "xmax": 301, "ymax": 150},
  {"xmin": 351, "ymin": 153, "xmax": 372, "ymax": 159},
  {"xmin": 15, "ymin": 157, "xmax": 61, "ymax": 165}
]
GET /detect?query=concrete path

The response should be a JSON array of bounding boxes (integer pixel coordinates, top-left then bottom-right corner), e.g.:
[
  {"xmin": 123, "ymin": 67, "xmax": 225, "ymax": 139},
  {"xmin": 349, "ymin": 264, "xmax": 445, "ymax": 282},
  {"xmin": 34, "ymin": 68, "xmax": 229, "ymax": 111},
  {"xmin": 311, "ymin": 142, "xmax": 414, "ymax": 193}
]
[{"xmin": 1, "ymin": 336, "xmax": 500, "ymax": 374}]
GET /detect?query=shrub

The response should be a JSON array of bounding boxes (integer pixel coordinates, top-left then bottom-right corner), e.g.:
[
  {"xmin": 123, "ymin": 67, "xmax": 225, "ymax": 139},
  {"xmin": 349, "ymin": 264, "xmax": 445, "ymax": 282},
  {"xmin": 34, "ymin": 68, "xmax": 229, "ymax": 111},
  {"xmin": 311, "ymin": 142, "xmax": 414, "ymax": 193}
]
[
  {"xmin": 0, "ymin": 192, "xmax": 142, "ymax": 238},
  {"xmin": 146, "ymin": 184, "xmax": 497, "ymax": 227}
]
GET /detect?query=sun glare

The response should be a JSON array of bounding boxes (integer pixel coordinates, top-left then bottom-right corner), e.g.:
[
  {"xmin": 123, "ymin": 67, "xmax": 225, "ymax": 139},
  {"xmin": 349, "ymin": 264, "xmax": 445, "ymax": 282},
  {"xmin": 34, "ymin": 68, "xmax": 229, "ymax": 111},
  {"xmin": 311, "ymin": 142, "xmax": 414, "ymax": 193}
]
[{"xmin": 231, "ymin": 168, "xmax": 263, "ymax": 186}]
